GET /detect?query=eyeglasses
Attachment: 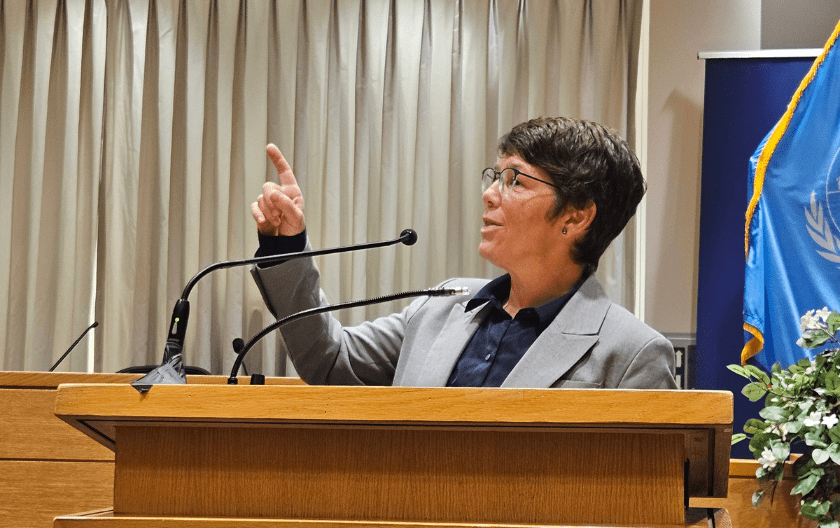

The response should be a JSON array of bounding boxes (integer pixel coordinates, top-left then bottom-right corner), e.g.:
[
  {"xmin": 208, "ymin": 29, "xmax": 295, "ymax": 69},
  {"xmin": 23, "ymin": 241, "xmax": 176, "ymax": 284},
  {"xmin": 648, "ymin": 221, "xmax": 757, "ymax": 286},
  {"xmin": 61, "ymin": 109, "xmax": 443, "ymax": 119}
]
[{"xmin": 481, "ymin": 167, "xmax": 560, "ymax": 195}]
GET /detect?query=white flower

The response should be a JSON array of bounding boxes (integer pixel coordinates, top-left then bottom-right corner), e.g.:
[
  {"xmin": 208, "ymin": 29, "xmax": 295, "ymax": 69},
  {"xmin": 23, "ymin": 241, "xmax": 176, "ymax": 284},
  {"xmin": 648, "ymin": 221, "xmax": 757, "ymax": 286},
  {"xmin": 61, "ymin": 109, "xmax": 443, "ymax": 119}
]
[
  {"xmin": 804, "ymin": 411, "xmax": 823, "ymax": 427},
  {"xmin": 816, "ymin": 307, "xmax": 831, "ymax": 322},
  {"xmin": 823, "ymin": 414, "xmax": 839, "ymax": 428},
  {"xmin": 758, "ymin": 447, "xmax": 778, "ymax": 469},
  {"xmin": 815, "ymin": 388, "xmax": 827, "ymax": 395},
  {"xmin": 801, "ymin": 310, "xmax": 820, "ymax": 331}
]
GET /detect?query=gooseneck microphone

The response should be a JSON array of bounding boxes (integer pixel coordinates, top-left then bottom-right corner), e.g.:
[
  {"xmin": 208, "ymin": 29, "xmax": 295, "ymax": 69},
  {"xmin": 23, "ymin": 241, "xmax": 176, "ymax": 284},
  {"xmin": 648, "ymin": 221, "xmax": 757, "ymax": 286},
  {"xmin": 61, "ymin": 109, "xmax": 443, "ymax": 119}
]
[
  {"xmin": 227, "ymin": 286, "xmax": 470, "ymax": 384},
  {"xmin": 130, "ymin": 230, "xmax": 419, "ymax": 392},
  {"xmin": 167, "ymin": 228, "xmax": 418, "ymax": 355},
  {"xmin": 49, "ymin": 321, "xmax": 99, "ymax": 372}
]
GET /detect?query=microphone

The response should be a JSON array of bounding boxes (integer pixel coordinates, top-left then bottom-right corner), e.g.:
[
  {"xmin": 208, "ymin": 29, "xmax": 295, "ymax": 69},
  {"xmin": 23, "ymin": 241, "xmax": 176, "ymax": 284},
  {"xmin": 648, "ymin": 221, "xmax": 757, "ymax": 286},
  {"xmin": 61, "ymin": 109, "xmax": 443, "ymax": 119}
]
[
  {"xmin": 49, "ymin": 322, "xmax": 99, "ymax": 372},
  {"xmin": 227, "ymin": 286, "xmax": 470, "ymax": 384},
  {"xmin": 129, "ymin": 230, "xmax": 419, "ymax": 392}
]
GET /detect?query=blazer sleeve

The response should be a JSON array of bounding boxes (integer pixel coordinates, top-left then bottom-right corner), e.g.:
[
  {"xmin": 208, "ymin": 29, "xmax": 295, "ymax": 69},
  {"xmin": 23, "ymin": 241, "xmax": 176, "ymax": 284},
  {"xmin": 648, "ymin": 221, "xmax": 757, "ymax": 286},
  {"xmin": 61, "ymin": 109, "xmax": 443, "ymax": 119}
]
[{"xmin": 250, "ymin": 250, "xmax": 433, "ymax": 386}]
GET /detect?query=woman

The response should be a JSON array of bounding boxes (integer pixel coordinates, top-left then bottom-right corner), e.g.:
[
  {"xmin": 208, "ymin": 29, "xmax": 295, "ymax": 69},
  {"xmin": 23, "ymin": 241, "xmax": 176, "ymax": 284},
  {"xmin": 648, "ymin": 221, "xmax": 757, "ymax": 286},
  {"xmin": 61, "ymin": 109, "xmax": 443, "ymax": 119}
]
[{"xmin": 250, "ymin": 117, "xmax": 676, "ymax": 389}]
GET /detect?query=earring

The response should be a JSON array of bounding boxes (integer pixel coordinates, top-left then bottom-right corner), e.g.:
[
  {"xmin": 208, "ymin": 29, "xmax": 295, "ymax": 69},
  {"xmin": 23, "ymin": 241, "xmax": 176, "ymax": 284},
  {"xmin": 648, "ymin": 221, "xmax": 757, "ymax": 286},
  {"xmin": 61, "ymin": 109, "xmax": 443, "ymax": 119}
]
[{"xmin": 562, "ymin": 227, "xmax": 567, "ymax": 234}]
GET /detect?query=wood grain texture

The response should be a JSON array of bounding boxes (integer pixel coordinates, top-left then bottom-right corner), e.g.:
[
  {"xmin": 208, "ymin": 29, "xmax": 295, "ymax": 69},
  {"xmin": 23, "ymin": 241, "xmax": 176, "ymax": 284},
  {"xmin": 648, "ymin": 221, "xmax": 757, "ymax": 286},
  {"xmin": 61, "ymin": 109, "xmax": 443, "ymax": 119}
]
[
  {"xmin": 0, "ymin": 460, "xmax": 112, "ymax": 528},
  {"xmin": 54, "ymin": 385, "xmax": 733, "ymax": 501},
  {"xmin": 0, "ymin": 389, "xmax": 113, "ymax": 460},
  {"xmin": 55, "ymin": 509, "xmax": 716, "ymax": 528},
  {"xmin": 55, "ymin": 385, "xmax": 732, "ymax": 426},
  {"xmin": 0, "ymin": 372, "xmax": 139, "ymax": 389},
  {"xmin": 0, "ymin": 372, "xmax": 302, "ymax": 528},
  {"xmin": 690, "ymin": 459, "xmax": 810, "ymax": 528},
  {"xmin": 112, "ymin": 425, "xmax": 685, "ymax": 526}
]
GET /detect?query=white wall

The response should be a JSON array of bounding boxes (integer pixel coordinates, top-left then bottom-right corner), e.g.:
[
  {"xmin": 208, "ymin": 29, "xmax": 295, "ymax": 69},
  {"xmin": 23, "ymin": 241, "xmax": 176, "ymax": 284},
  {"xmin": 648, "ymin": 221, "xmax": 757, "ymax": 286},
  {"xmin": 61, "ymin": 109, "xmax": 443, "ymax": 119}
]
[
  {"xmin": 644, "ymin": 0, "xmax": 761, "ymax": 334},
  {"xmin": 762, "ymin": 0, "xmax": 839, "ymax": 49}
]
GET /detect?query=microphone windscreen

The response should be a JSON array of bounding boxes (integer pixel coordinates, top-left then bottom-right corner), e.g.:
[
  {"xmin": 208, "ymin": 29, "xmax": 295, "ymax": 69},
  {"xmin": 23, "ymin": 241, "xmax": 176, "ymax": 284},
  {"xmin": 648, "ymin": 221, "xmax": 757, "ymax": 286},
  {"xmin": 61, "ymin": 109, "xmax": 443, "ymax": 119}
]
[{"xmin": 400, "ymin": 229, "xmax": 418, "ymax": 246}]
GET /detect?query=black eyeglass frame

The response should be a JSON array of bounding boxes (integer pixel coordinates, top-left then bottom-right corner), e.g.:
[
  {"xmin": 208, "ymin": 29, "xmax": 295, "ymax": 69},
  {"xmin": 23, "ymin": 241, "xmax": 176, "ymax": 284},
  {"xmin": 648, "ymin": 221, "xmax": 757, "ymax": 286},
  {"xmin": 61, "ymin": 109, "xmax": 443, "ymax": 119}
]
[{"xmin": 481, "ymin": 167, "xmax": 561, "ymax": 194}]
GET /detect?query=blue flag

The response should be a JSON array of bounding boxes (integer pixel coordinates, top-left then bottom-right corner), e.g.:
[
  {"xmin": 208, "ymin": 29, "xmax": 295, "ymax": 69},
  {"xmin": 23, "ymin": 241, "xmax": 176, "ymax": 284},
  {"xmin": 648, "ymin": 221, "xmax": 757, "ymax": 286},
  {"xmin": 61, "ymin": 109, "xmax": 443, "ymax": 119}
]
[{"xmin": 743, "ymin": 19, "xmax": 840, "ymax": 368}]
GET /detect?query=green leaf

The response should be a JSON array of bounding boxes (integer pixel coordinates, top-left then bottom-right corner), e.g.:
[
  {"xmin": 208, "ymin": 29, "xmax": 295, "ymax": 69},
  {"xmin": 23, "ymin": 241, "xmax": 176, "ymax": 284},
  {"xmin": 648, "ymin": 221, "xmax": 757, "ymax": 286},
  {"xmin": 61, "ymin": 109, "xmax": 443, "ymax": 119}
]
[
  {"xmin": 798, "ymin": 358, "xmax": 814, "ymax": 368},
  {"xmin": 791, "ymin": 473, "xmax": 821, "ymax": 496},
  {"xmin": 731, "ymin": 433, "xmax": 747, "ymax": 445},
  {"xmin": 786, "ymin": 420, "xmax": 804, "ymax": 434},
  {"xmin": 824, "ymin": 370, "xmax": 840, "ymax": 394},
  {"xmin": 770, "ymin": 442, "xmax": 790, "ymax": 462},
  {"xmin": 816, "ymin": 354, "xmax": 828, "ymax": 370},
  {"xmin": 750, "ymin": 432, "xmax": 773, "ymax": 453},
  {"xmin": 801, "ymin": 500, "xmax": 819, "ymax": 520},
  {"xmin": 743, "ymin": 382, "xmax": 769, "ymax": 402},
  {"xmin": 744, "ymin": 419, "xmax": 767, "ymax": 434},
  {"xmin": 727, "ymin": 364, "xmax": 751, "ymax": 379},
  {"xmin": 759, "ymin": 406, "xmax": 788, "ymax": 422},
  {"xmin": 828, "ymin": 443, "xmax": 840, "ymax": 465},
  {"xmin": 808, "ymin": 466, "xmax": 826, "ymax": 477},
  {"xmin": 828, "ymin": 311, "xmax": 840, "ymax": 335},
  {"xmin": 830, "ymin": 426, "xmax": 840, "ymax": 444},
  {"xmin": 806, "ymin": 431, "xmax": 829, "ymax": 448},
  {"xmin": 801, "ymin": 498, "xmax": 832, "ymax": 520},
  {"xmin": 751, "ymin": 488, "xmax": 765, "ymax": 507},
  {"xmin": 820, "ymin": 520, "xmax": 839, "ymax": 528},
  {"xmin": 812, "ymin": 448, "xmax": 830, "ymax": 464},
  {"xmin": 818, "ymin": 501, "xmax": 832, "ymax": 516},
  {"xmin": 806, "ymin": 331, "xmax": 831, "ymax": 348},
  {"xmin": 772, "ymin": 362, "xmax": 783, "ymax": 375},
  {"xmin": 744, "ymin": 365, "xmax": 771, "ymax": 385}
]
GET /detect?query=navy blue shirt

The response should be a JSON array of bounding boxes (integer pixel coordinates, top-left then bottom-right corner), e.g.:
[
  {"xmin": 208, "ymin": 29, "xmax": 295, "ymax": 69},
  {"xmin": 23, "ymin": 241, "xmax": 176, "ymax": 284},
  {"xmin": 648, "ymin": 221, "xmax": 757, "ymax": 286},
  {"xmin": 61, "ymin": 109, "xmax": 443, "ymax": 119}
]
[{"xmin": 446, "ymin": 275, "xmax": 581, "ymax": 387}]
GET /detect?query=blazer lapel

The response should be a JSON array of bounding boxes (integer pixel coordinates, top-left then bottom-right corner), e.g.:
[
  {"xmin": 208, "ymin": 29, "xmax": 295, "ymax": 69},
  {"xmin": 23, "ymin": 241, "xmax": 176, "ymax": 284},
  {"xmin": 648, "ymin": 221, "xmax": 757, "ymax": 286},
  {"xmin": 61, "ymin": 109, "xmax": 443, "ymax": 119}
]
[
  {"xmin": 413, "ymin": 302, "xmax": 490, "ymax": 386},
  {"xmin": 501, "ymin": 275, "xmax": 610, "ymax": 388}
]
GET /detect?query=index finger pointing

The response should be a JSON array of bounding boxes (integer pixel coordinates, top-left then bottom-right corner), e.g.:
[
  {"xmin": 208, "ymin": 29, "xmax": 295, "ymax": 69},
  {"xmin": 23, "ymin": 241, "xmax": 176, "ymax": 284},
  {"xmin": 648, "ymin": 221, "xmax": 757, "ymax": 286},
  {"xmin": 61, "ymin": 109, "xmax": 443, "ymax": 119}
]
[{"xmin": 266, "ymin": 144, "xmax": 298, "ymax": 187}]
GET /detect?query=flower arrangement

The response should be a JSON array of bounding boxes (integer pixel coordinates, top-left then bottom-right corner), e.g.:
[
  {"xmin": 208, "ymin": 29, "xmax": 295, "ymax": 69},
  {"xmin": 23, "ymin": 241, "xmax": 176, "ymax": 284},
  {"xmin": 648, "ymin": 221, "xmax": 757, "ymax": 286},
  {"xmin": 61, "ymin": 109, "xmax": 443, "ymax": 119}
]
[{"xmin": 729, "ymin": 307, "xmax": 840, "ymax": 528}]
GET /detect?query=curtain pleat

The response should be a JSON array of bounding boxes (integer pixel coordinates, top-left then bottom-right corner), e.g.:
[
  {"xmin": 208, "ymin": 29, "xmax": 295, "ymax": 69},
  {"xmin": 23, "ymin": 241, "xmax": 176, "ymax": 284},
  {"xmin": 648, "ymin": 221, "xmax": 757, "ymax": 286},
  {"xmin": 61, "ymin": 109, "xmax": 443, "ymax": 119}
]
[{"xmin": 0, "ymin": 0, "xmax": 642, "ymax": 375}]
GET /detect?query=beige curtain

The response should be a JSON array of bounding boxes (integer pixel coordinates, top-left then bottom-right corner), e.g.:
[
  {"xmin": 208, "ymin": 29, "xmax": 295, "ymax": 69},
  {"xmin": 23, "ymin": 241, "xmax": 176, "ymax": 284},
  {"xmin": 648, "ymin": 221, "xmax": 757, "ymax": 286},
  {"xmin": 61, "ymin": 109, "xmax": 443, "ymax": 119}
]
[{"xmin": 0, "ymin": 0, "xmax": 641, "ymax": 375}]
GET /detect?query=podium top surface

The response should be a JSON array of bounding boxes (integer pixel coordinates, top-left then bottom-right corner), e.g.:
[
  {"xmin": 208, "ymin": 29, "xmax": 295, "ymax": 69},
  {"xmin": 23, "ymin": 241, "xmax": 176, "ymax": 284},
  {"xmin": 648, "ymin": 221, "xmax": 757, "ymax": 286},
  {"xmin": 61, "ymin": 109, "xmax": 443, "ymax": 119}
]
[{"xmin": 55, "ymin": 383, "xmax": 732, "ymax": 431}]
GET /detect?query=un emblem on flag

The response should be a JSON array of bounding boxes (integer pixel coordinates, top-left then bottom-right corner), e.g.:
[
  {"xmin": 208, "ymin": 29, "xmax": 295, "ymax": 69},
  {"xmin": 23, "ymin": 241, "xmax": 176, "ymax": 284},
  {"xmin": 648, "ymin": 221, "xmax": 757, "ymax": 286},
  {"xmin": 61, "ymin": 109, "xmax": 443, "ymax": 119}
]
[{"xmin": 808, "ymin": 148, "xmax": 840, "ymax": 263}]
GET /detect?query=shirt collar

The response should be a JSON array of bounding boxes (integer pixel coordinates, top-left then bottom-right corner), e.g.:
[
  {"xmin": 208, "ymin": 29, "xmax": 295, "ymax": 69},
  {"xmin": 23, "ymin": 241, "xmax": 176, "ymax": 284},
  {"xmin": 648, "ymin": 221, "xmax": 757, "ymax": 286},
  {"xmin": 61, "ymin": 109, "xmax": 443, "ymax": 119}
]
[{"xmin": 465, "ymin": 274, "xmax": 587, "ymax": 324}]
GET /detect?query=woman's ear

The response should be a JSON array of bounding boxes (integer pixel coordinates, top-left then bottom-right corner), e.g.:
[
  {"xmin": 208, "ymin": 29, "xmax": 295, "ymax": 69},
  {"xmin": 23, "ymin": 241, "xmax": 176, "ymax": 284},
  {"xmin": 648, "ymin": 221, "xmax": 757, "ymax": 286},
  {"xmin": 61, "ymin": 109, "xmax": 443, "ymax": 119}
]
[{"xmin": 563, "ymin": 202, "xmax": 596, "ymax": 236}]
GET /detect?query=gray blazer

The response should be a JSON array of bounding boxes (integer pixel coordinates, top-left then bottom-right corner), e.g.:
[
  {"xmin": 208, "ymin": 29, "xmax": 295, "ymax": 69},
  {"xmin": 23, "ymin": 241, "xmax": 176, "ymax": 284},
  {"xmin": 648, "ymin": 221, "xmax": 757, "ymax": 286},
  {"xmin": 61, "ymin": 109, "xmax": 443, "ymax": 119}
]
[{"xmin": 252, "ymin": 256, "xmax": 677, "ymax": 389}]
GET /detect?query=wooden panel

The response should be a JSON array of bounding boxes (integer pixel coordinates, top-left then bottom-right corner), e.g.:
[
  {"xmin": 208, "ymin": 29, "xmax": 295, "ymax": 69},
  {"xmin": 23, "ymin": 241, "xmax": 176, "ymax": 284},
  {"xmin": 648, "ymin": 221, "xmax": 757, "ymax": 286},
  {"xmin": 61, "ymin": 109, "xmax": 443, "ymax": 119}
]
[
  {"xmin": 54, "ymin": 510, "xmax": 716, "ymax": 528},
  {"xmin": 55, "ymin": 385, "xmax": 732, "ymax": 503},
  {"xmin": 0, "ymin": 372, "xmax": 139, "ymax": 389},
  {"xmin": 0, "ymin": 372, "xmax": 302, "ymax": 528},
  {"xmin": 0, "ymin": 374, "xmax": 303, "ymax": 461},
  {"xmin": 0, "ymin": 460, "xmax": 112, "ymax": 528},
  {"xmin": 55, "ymin": 510, "xmax": 716, "ymax": 528},
  {"xmin": 0, "ymin": 389, "xmax": 113, "ymax": 461},
  {"xmin": 112, "ymin": 425, "xmax": 685, "ymax": 526},
  {"xmin": 691, "ymin": 459, "xmax": 809, "ymax": 528},
  {"xmin": 55, "ymin": 385, "xmax": 733, "ymax": 426}
]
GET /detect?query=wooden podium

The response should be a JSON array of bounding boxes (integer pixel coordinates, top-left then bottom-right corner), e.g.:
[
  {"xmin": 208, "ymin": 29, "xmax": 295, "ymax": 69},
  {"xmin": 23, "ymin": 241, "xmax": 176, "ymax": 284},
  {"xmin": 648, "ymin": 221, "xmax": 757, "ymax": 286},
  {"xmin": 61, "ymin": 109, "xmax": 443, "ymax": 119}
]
[
  {"xmin": 51, "ymin": 384, "xmax": 732, "ymax": 527},
  {"xmin": 0, "ymin": 371, "xmax": 303, "ymax": 528}
]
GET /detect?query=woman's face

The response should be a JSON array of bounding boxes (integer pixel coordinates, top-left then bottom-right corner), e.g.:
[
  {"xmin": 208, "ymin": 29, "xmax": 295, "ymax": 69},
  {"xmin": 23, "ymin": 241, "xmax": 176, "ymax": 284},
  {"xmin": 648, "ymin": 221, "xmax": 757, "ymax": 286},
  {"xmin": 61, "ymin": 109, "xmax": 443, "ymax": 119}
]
[{"xmin": 479, "ymin": 154, "xmax": 568, "ymax": 273}]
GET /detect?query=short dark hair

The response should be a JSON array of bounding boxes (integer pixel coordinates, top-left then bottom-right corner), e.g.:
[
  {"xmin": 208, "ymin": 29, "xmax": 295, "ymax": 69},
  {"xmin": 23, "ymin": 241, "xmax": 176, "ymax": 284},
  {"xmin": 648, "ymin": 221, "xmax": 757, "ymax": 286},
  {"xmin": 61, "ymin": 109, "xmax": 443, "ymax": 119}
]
[{"xmin": 498, "ymin": 116, "xmax": 646, "ymax": 276}]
